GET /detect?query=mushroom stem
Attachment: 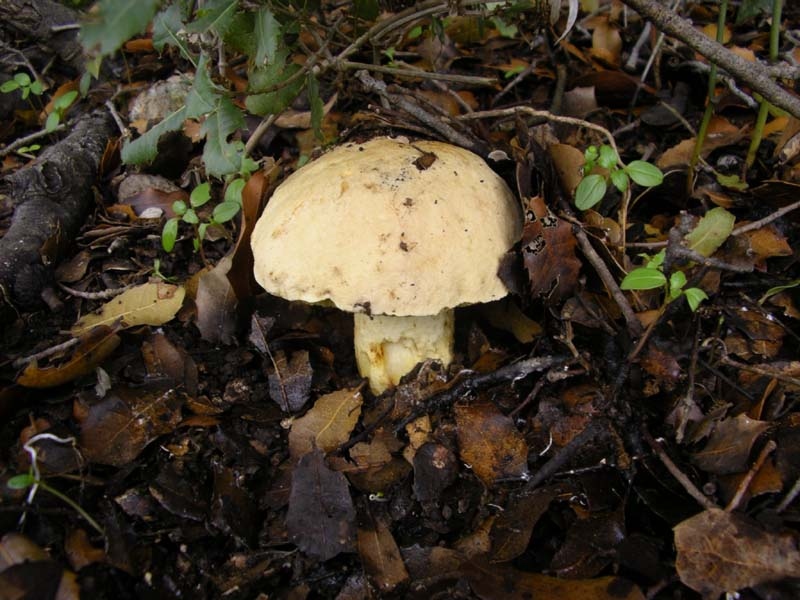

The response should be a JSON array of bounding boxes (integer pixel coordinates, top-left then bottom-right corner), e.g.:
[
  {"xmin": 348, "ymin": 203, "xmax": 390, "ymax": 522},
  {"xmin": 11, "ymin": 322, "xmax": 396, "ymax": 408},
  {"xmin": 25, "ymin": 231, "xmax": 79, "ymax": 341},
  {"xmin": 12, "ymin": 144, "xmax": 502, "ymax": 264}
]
[{"xmin": 353, "ymin": 310, "xmax": 455, "ymax": 394}]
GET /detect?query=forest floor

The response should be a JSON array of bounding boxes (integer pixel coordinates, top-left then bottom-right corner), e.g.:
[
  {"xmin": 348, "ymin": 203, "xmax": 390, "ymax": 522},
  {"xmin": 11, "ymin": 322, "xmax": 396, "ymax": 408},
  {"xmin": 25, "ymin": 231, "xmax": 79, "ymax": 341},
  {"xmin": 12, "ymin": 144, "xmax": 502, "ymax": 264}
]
[{"xmin": 2, "ymin": 1, "xmax": 800, "ymax": 598}]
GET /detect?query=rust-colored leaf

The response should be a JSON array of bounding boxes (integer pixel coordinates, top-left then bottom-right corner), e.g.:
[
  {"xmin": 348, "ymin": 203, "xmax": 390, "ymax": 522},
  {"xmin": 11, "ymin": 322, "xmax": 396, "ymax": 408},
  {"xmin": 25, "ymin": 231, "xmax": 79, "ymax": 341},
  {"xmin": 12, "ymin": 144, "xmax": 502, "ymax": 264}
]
[
  {"xmin": 674, "ymin": 508, "xmax": 800, "ymax": 596},
  {"xmin": 289, "ymin": 387, "xmax": 363, "ymax": 459},
  {"xmin": 17, "ymin": 326, "xmax": 121, "ymax": 389},
  {"xmin": 521, "ymin": 195, "xmax": 580, "ymax": 302},
  {"xmin": 454, "ymin": 401, "xmax": 529, "ymax": 486},
  {"xmin": 286, "ymin": 449, "xmax": 356, "ymax": 560}
]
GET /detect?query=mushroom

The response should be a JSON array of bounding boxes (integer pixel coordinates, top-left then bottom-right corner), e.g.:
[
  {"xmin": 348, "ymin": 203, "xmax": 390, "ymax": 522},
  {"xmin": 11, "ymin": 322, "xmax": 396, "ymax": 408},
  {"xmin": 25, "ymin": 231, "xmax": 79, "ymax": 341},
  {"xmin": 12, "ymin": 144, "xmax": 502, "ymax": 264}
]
[{"xmin": 251, "ymin": 137, "xmax": 522, "ymax": 394}]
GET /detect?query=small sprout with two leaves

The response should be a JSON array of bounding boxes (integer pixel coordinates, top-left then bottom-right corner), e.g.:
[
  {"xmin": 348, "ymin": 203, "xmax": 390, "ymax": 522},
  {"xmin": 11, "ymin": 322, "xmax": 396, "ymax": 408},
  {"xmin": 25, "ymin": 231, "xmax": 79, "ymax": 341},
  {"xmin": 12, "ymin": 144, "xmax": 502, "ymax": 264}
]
[
  {"xmin": 575, "ymin": 144, "xmax": 664, "ymax": 210},
  {"xmin": 1, "ymin": 72, "xmax": 44, "ymax": 99},
  {"xmin": 620, "ymin": 250, "xmax": 708, "ymax": 312}
]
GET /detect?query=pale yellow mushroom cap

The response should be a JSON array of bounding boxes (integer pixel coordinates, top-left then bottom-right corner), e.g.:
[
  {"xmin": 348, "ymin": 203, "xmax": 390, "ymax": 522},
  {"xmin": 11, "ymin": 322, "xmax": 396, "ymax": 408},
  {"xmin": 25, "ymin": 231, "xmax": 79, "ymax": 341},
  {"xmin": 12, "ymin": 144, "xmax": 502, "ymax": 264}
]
[{"xmin": 251, "ymin": 136, "xmax": 522, "ymax": 392}]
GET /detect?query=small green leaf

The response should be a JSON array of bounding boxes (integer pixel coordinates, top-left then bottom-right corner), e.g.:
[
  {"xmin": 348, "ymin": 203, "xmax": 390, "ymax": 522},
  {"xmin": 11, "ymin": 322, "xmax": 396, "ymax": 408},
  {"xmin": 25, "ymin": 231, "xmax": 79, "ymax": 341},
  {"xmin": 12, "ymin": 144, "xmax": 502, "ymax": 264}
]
[
  {"xmin": 575, "ymin": 174, "xmax": 607, "ymax": 210},
  {"xmin": 213, "ymin": 200, "xmax": 241, "ymax": 223},
  {"xmin": 45, "ymin": 112, "xmax": 60, "ymax": 132},
  {"xmin": 503, "ymin": 65, "xmax": 526, "ymax": 78},
  {"xmin": 29, "ymin": 80, "xmax": 43, "ymax": 95},
  {"xmin": 598, "ymin": 144, "xmax": 618, "ymax": 170},
  {"xmin": 190, "ymin": 182, "xmax": 211, "ymax": 208},
  {"xmin": 182, "ymin": 208, "xmax": 199, "ymax": 225},
  {"xmin": 198, "ymin": 222, "xmax": 209, "ymax": 241},
  {"xmin": 54, "ymin": 90, "xmax": 78, "ymax": 112},
  {"xmin": 7, "ymin": 473, "xmax": 35, "ymax": 489},
  {"xmin": 625, "ymin": 160, "xmax": 664, "ymax": 187},
  {"xmin": 201, "ymin": 97, "xmax": 246, "ymax": 178},
  {"xmin": 683, "ymin": 287, "xmax": 709, "ymax": 311},
  {"xmin": 620, "ymin": 267, "xmax": 667, "ymax": 291},
  {"xmin": 162, "ymin": 217, "xmax": 179, "ymax": 252},
  {"xmin": 716, "ymin": 172, "xmax": 749, "ymax": 191},
  {"xmin": 669, "ymin": 270, "xmax": 687, "ymax": 300},
  {"xmin": 172, "ymin": 200, "xmax": 187, "ymax": 215},
  {"xmin": 224, "ymin": 178, "xmax": 246, "ymax": 204},
  {"xmin": 490, "ymin": 16, "xmax": 518, "ymax": 38},
  {"xmin": 408, "ymin": 25, "xmax": 423, "ymax": 39},
  {"xmin": 14, "ymin": 73, "xmax": 31, "ymax": 86},
  {"xmin": 647, "ymin": 250, "xmax": 666, "ymax": 269},
  {"xmin": 240, "ymin": 155, "xmax": 259, "ymax": 177},
  {"xmin": 610, "ymin": 169, "xmax": 629, "ymax": 193},
  {"xmin": 584, "ymin": 145, "xmax": 599, "ymax": 163},
  {"xmin": 0, "ymin": 79, "xmax": 20, "ymax": 93}
]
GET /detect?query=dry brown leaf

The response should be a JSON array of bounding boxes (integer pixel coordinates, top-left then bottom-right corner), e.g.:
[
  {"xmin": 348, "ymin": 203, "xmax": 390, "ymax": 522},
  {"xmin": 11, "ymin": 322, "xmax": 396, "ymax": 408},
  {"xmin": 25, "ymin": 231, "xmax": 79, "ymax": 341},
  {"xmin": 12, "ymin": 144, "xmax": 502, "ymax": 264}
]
[
  {"xmin": 693, "ymin": 414, "xmax": 770, "ymax": 475},
  {"xmin": 657, "ymin": 118, "xmax": 743, "ymax": 168},
  {"xmin": 454, "ymin": 401, "xmax": 529, "ymax": 486},
  {"xmin": 289, "ymin": 387, "xmax": 363, "ymax": 459},
  {"xmin": 589, "ymin": 16, "xmax": 622, "ymax": 65},
  {"xmin": 356, "ymin": 517, "xmax": 409, "ymax": 593},
  {"xmin": 549, "ymin": 143, "xmax": 585, "ymax": 195},
  {"xmin": 483, "ymin": 298, "xmax": 543, "ymax": 343},
  {"xmin": 674, "ymin": 508, "xmax": 800, "ymax": 596},
  {"xmin": 71, "ymin": 282, "xmax": 185, "ymax": 335},
  {"xmin": 17, "ymin": 326, "xmax": 121, "ymax": 389},
  {"xmin": 195, "ymin": 255, "xmax": 237, "ymax": 344}
]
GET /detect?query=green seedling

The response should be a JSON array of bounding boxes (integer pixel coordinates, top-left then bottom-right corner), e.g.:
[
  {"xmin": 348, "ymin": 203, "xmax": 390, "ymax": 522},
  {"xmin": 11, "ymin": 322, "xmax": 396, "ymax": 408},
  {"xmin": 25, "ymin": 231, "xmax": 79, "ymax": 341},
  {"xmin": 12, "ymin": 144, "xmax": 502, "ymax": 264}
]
[
  {"xmin": 620, "ymin": 250, "xmax": 708, "ymax": 312},
  {"xmin": 45, "ymin": 90, "xmax": 79, "ymax": 133},
  {"xmin": 7, "ymin": 433, "xmax": 104, "ymax": 536},
  {"xmin": 1, "ymin": 72, "xmax": 44, "ymax": 99},
  {"xmin": 162, "ymin": 179, "xmax": 245, "ymax": 252},
  {"xmin": 575, "ymin": 144, "xmax": 664, "ymax": 211}
]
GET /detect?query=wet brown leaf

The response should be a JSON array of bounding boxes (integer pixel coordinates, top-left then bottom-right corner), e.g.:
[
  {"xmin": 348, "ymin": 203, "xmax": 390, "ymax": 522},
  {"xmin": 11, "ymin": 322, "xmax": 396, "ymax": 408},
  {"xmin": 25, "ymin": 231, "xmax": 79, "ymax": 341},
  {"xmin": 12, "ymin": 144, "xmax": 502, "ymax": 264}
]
[
  {"xmin": 17, "ymin": 326, "xmax": 121, "ymax": 389},
  {"xmin": 0, "ymin": 533, "xmax": 80, "ymax": 600},
  {"xmin": 490, "ymin": 485, "xmax": 560, "ymax": 562},
  {"xmin": 78, "ymin": 385, "xmax": 184, "ymax": 466},
  {"xmin": 356, "ymin": 512, "xmax": 409, "ymax": 593},
  {"xmin": 288, "ymin": 387, "xmax": 363, "ymax": 459},
  {"xmin": 464, "ymin": 559, "xmax": 645, "ymax": 600},
  {"xmin": 71, "ymin": 282, "xmax": 185, "ymax": 335},
  {"xmin": 287, "ymin": 449, "xmax": 356, "ymax": 560},
  {"xmin": 674, "ymin": 508, "xmax": 800, "ymax": 596},
  {"xmin": 141, "ymin": 333, "xmax": 198, "ymax": 396},
  {"xmin": 54, "ymin": 250, "xmax": 91, "ymax": 283},
  {"xmin": 64, "ymin": 528, "xmax": 106, "ymax": 570},
  {"xmin": 268, "ymin": 349, "xmax": 313, "ymax": 413},
  {"xmin": 412, "ymin": 442, "xmax": 459, "ymax": 504},
  {"xmin": 521, "ymin": 195, "xmax": 580, "ymax": 302},
  {"xmin": 550, "ymin": 509, "xmax": 626, "ymax": 578},
  {"xmin": 454, "ymin": 401, "xmax": 529, "ymax": 486},
  {"xmin": 693, "ymin": 414, "xmax": 770, "ymax": 475},
  {"xmin": 195, "ymin": 255, "xmax": 237, "ymax": 344}
]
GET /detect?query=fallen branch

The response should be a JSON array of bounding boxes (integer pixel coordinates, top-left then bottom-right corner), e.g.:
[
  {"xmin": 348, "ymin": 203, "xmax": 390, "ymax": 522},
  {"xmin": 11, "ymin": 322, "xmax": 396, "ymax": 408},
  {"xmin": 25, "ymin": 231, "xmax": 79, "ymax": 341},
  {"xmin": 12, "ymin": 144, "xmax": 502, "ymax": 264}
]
[
  {"xmin": 621, "ymin": 0, "xmax": 800, "ymax": 119},
  {"xmin": 0, "ymin": 110, "xmax": 114, "ymax": 306}
]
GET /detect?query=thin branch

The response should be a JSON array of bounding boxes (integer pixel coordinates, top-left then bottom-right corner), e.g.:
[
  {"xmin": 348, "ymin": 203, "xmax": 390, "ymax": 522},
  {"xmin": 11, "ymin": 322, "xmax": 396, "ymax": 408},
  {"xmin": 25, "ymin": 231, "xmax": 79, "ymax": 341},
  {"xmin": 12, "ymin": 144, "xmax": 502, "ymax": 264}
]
[{"xmin": 621, "ymin": 0, "xmax": 800, "ymax": 119}]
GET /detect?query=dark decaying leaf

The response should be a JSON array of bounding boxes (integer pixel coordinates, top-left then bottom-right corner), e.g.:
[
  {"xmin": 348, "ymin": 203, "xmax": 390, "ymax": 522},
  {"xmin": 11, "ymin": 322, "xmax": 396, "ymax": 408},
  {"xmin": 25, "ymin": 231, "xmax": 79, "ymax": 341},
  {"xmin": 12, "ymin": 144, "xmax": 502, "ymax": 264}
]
[
  {"xmin": 286, "ymin": 449, "xmax": 356, "ymax": 561},
  {"xmin": 148, "ymin": 461, "xmax": 209, "ymax": 521},
  {"xmin": 490, "ymin": 485, "xmax": 561, "ymax": 562},
  {"xmin": 141, "ymin": 332, "xmax": 198, "ymax": 396},
  {"xmin": 692, "ymin": 413, "xmax": 770, "ymax": 475},
  {"xmin": 78, "ymin": 385, "xmax": 184, "ymax": 466},
  {"xmin": 356, "ymin": 508, "xmax": 409, "ymax": 593},
  {"xmin": 463, "ymin": 559, "xmax": 645, "ymax": 600},
  {"xmin": 674, "ymin": 508, "xmax": 800, "ymax": 596},
  {"xmin": 549, "ymin": 508, "xmax": 626, "ymax": 579},
  {"xmin": 210, "ymin": 462, "xmax": 259, "ymax": 546},
  {"xmin": 268, "ymin": 349, "xmax": 313, "ymax": 412},
  {"xmin": 521, "ymin": 195, "xmax": 580, "ymax": 302},
  {"xmin": 412, "ymin": 442, "xmax": 459, "ymax": 505},
  {"xmin": 454, "ymin": 401, "xmax": 529, "ymax": 486},
  {"xmin": 0, "ymin": 533, "xmax": 79, "ymax": 600}
]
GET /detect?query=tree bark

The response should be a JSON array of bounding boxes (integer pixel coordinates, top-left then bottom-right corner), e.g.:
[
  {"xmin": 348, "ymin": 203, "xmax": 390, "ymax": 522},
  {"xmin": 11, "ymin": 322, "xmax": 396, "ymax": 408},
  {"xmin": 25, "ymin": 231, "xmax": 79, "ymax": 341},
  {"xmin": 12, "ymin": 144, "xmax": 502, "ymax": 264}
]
[
  {"xmin": 0, "ymin": 110, "xmax": 113, "ymax": 309},
  {"xmin": 0, "ymin": 0, "xmax": 84, "ymax": 73}
]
